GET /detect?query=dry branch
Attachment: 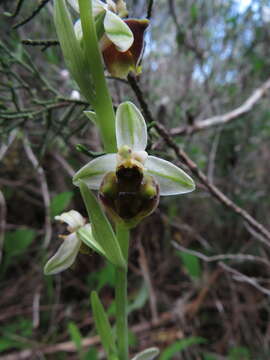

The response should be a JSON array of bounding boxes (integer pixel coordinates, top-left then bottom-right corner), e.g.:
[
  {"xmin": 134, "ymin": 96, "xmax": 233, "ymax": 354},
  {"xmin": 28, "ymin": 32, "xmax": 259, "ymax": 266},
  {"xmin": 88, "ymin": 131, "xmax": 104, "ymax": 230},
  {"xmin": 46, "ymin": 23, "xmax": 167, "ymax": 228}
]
[{"xmin": 170, "ymin": 77, "xmax": 270, "ymax": 136}]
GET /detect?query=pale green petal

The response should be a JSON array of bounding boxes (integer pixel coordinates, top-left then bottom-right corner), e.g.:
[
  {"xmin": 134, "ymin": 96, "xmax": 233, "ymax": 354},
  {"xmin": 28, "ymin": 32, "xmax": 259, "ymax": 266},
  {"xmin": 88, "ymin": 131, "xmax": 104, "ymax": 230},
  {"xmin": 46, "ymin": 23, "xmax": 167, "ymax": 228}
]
[
  {"xmin": 77, "ymin": 224, "xmax": 106, "ymax": 257},
  {"xmin": 131, "ymin": 347, "xmax": 160, "ymax": 360},
  {"xmin": 145, "ymin": 156, "xmax": 195, "ymax": 195},
  {"xmin": 73, "ymin": 154, "xmax": 117, "ymax": 189},
  {"xmin": 104, "ymin": 10, "xmax": 133, "ymax": 52},
  {"xmin": 55, "ymin": 210, "xmax": 85, "ymax": 231},
  {"xmin": 74, "ymin": 19, "xmax": 82, "ymax": 41},
  {"xmin": 67, "ymin": 0, "xmax": 106, "ymax": 15},
  {"xmin": 116, "ymin": 101, "xmax": 147, "ymax": 151},
  {"xmin": 44, "ymin": 233, "xmax": 81, "ymax": 275}
]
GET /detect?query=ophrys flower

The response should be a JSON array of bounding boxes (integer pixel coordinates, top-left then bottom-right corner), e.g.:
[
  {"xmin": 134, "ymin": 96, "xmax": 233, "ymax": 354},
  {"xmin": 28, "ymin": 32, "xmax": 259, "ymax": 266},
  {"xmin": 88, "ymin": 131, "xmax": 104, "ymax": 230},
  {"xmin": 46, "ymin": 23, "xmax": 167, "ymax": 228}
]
[{"xmin": 73, "ymin": 102, "xmax": 195, "ymax": 227}]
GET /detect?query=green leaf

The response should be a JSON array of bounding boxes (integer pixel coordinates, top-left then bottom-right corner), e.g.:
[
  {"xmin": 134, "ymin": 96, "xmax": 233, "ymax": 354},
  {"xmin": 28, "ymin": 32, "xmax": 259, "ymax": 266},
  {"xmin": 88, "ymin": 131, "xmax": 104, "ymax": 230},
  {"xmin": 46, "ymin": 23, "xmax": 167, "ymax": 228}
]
[
  {"xmin": 90, "ymin": 291, "xmax": 117, "ymax": 359},
  {"xmin": 83, "ymin": 347, "xmax": 98, "ymax": 360},
  {"xmin": 228, "ymin": 346, "xmax": 250, "ymax": 360},
  {"xmin": 4, "ymin": 228, "xmax": 36, "ymax": 257},
  {"xmin": 79, "ymin": 182, "xmax": 126, "ymax": 268},
  {"xmin": 68, "ymin": 321, "xmax": 82, "ymax": 351},
  {"xmin": 50, "ymin": 191, "xmax": 74, "ymax": 218},
  {"xmin": 131, "ymin": 347, "xmax": 160, "ymax": 360},
  {"xmin": 176, "ymin": 251, "xmax": 201, "ymax": 279},
  {"xmin": 160, "ymin": 337, "xmax": 207, "ymax": 360},
  {"xmin": 54, "ymin": 0, "xmax": 94, "ymax": 102}
]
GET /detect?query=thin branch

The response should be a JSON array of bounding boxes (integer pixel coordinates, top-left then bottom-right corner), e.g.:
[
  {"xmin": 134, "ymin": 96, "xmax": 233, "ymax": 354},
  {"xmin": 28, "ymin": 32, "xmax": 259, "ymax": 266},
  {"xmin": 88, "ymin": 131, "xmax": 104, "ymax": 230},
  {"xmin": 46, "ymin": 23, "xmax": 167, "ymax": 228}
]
[
  {"xmin": 172, "ymin": 241, "xmax": 270, "ymax": 268},
  {"xmin": 23, "ymin": 137, "xmax": 52, "ymax": 248},
  {"xmin": 219, "ymin": 263, "xmax": 270, "ymax": 296},
  {"xmin": 10, "ymin": 0, "xmax": 25, "ymax": 18},
  {"xmin": 138, "ymin": 241, "xmax": 158, "ymax": 323},
  {"xmin": 0, "ymin": 190, "xmax": 7, "ymax": 265},
  {"xmin": 13, "ymin": 0, "xmax": 51, "ymax": 29},
  {"xmin": 147, "ymin": 0, "xmax": 154, "ymax": 19},
  {"xmin": 128, "ymin": 75, "xmax": 270, "ymax": 245},
  {"xmin": 21, "ymin": 39, "xmax": 59, "ymax": 47},
  {"xmin": 170, "ymin": 77, "xmax": 270, "ymax": 136}
]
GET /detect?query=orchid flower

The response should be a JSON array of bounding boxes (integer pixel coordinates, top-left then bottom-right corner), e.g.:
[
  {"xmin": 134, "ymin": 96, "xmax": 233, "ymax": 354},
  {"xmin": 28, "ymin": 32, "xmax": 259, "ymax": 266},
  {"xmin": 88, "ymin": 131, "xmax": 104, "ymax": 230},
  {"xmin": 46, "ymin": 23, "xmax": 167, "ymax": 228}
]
[
  {"xmin": 44, "ymin": 210, "xmax": 91, "ymax": 275},
  {"xmin": 68, "ymin": 0, "xmax": 134, "ymax": 52},
  {"xmin": 68, "ymin": 0, "xmax": 149, "ymax": 78},
  {"xmin": 73, "ymin": 102, "xmax": 195, "ymax": 227}
]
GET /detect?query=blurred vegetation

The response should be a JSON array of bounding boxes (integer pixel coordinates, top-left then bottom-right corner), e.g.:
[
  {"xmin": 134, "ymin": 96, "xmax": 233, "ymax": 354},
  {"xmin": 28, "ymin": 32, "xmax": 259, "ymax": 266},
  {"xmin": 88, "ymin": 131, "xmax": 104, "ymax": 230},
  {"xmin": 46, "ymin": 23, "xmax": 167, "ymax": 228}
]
[{"xmin": 1, "ymin": 0, "xmax": 270, "ymax": 359}]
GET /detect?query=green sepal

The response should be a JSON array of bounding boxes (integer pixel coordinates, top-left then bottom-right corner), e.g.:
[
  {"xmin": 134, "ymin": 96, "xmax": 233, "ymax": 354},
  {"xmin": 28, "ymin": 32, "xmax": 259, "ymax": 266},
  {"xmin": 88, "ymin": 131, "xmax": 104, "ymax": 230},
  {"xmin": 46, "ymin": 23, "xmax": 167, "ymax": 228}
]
[
  {"xmin": 79, "ymin": 182, "xmax": 126, "ymax": 269},
  {"xmin": 131, "ymin": 347, "xmax": 160, "ymax": 360},
  {"xmin": 91, "ymin": 291, "xmax": 117, "ymax": 360},
  {"xmin": 54, "ymin": 0, "xmax": 94, "ymax": 102},
  {"xmin": 76, "ymin": 224, "xmax": 106, "ymax": 257}
]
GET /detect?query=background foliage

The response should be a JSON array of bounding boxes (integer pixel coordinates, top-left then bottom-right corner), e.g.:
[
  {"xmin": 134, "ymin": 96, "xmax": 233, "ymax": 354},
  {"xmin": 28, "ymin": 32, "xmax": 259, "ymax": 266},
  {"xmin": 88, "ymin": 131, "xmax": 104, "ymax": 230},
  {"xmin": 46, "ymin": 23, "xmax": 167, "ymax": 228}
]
[{"xmin": 1, "ymin": 0, "xmax": 270, "ymax": 359}]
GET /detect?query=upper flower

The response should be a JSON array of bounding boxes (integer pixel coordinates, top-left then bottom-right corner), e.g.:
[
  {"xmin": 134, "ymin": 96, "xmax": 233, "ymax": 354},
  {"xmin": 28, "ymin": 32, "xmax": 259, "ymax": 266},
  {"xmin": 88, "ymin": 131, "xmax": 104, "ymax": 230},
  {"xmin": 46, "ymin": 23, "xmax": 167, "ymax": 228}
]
[
  {"xmin": 68, "ymin": 0, "xmax": 149, "ymax": 78},
  {"xmin": 73, "ymin": 102, "xmax": 195, "ymax": 226},
  {"xmin": 69, "ymin": 0, "xmax": 133, "ymax": 52}
]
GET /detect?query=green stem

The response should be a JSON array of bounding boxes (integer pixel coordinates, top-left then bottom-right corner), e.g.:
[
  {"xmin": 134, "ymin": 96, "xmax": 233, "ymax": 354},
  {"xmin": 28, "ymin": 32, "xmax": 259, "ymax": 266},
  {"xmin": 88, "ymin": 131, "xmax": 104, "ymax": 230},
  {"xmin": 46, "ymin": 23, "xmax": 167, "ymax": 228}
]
[
  {"xmin": 78, "ymin": 0, "xmax": 117, "ymax": 153},
  {"xmin": 115, "ymin": 225, "xmax": 129, "ymax": 360}
]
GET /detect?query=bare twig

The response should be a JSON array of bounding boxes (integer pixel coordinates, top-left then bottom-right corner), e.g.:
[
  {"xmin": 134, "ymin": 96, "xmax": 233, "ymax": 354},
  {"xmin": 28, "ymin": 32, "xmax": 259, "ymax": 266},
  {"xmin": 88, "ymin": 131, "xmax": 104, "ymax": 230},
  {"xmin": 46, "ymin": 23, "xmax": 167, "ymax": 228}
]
[
  {"xmin": 0, "ymin": 190, "xmax": 7, "ymax": 265},
  {"xmin": 128, "ymin": 75, "xmax": 270, "ymax": 245},
  {"xmin": 173, "ymin": 241, "xmax": 270, "ymax": 267},
  {"xmin": 22, "ymin": 39, "xmax": 59, "ymax": 47},
  {"xmin": 51, "ymin": 152, "xmax": 75, "ymax": 177},
  {"xmin": 138, "ymin": 241, "xmax": 158, "ymax": 323},
  {"xmin": 10, "ymin": 0, "xmax": 26, "ymax": 17},
  {"xmin": 23, "ymin": 137, "xmax": 52, "ymax": 248},
  {"xmin": 13, "ymin": 0, "xmax": 51, "ymax": 29},
  {"xmin": 170, "ymin": 77, "xmax": 270, "ymax": 136},
  {"xmin": 147, "ymin": 0, "xmax": 154, "ymax": 19},
  {"xmin": 219, "ymin": 263, "xmax": 270, "ymax": 296}
]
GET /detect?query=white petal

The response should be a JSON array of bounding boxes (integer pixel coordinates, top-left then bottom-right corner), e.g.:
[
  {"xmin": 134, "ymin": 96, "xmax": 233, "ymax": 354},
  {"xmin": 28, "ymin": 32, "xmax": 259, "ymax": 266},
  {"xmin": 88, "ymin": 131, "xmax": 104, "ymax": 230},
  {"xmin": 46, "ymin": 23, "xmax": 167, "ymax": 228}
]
[
  {"xmin": 145, "ymin": 156, "xmax": 195, "ymax": 195},
  {"xmin": 116, "ymin": 102, "xmax": 147, "ymax": 151},
  {"xmin": 44, "ymin": 233, "xmax": 81, "ymax": 275},
  {"xmin": 104, "ymin": 10, "xmax": 134, "ymax": 52},
  {"xmin": 74, "ymin": 19, "xmax": 82, "ymax": 41},
  {"xmin": 131, "ymin": 347, "xmax": 160, "ymax": 360},
  {"xmin": 67, "ymin": 0, "xmax": 106, "ymax": 15},
  {"xmin": 67, "ymin": 0, "xmax": 80, "ymax": 12},
  {"xmin": 73, "ymin": 153, "xmax": 117, "ymax": 189},
  {"xmin": 55, "ymin": 210, "xmax": 85, "ymax": 231}
]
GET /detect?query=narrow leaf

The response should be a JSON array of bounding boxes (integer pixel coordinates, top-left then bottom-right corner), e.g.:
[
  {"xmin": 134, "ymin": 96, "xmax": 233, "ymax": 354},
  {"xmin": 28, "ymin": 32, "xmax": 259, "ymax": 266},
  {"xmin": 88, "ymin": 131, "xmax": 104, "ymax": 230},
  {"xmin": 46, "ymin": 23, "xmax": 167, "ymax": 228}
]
[
  {"xmin": 79, "ymin": 182, "xmax": 126, "ymax": 268},
  {"xmin": 160, "ymin": 337, "xmax": 207, "ymax": 360},
  {"xmin": 91, "ymin": 291, "xmax": 117, "ymax": 358},
  {"xmin": 54, "ymin": 0, "xmax": 93, "ymax": 102}
]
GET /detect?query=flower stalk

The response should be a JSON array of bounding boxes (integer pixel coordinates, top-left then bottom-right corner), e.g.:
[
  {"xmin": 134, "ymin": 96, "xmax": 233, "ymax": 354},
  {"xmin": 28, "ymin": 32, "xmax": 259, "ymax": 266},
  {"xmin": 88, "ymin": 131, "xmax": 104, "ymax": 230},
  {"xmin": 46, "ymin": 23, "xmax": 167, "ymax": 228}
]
[
  {"xmin": 78, "ymin": 0, "xmax": 116, "ymax": 153},
  {"xmin": 115, "ymin": 225, "xmax": 129, "ymax": 360}
]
